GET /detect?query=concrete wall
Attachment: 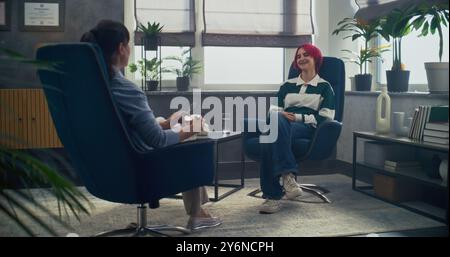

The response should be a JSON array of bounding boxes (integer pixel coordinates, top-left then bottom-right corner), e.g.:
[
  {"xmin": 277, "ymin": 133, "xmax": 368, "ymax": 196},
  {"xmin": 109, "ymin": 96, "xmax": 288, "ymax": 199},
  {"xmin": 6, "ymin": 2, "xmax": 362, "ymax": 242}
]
[{"xmin": 0, "ymin": 0, "xmax": 124, "ymax": 88}]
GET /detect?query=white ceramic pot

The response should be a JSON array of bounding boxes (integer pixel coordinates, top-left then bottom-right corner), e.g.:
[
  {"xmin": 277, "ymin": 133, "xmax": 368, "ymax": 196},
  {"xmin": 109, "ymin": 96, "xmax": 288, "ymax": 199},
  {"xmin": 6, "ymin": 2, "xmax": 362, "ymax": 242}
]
[
  {"xmin": 350, "ymin": 76, "xmax": 355, "ymax": 91},
  {"xmin": 425, "ymin": 62, "xmax": 449, "ymax": 94}
]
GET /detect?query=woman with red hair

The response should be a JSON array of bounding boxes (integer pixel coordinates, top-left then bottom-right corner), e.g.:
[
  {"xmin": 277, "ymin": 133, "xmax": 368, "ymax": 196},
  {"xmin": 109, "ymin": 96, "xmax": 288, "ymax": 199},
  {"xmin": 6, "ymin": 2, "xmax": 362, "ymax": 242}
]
[{"xmin": 259, "ymin": 43, "xmax": 335, "ymax": 214}]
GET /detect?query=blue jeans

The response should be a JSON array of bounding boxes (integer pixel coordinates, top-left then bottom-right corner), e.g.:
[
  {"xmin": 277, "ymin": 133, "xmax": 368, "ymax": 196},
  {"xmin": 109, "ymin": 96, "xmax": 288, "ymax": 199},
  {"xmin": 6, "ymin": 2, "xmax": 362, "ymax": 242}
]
[{"xmin": 260, "ymin": 112, "xmax": 315, "ymax": 200}]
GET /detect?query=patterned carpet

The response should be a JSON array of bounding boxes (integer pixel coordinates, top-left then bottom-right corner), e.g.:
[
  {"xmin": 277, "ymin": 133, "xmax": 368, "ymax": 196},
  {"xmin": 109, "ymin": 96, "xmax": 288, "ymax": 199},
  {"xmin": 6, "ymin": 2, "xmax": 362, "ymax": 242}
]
[{"xmin": 0, "ymin": 174, "xmax": 444, "ymax": 237}]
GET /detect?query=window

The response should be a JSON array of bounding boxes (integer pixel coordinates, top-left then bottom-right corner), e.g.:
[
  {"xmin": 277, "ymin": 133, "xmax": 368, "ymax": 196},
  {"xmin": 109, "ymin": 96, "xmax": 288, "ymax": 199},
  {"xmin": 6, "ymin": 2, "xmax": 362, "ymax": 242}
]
[
  {"xmin": 377, "ymin": 27, "xmax": 449, "ymax": 86},
  {"xmin": 133, "ymin": 46, "xmax": 190, "ymax": 81},
  {"xmin": 204, "ymin": 47, "xmax": 284, "ymax": 85}
]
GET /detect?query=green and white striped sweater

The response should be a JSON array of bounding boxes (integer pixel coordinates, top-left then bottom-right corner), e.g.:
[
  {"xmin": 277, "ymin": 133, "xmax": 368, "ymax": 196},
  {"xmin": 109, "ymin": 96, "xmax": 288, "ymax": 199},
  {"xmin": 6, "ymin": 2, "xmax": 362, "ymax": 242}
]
[{"xmin": 269, "ymin": 74, "xmax": 335, "ymax": 127}]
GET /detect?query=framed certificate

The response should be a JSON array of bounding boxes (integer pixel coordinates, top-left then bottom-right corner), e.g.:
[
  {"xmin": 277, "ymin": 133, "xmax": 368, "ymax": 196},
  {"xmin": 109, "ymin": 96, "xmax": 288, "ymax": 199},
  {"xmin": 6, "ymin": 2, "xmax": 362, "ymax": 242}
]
[
  {"xmin": 0, "ymin": 0, "xmax": 11, "ymax": 31},
  {"xmin": 19, "ymin": 0, "xmax": 65, "ymax": 31}
]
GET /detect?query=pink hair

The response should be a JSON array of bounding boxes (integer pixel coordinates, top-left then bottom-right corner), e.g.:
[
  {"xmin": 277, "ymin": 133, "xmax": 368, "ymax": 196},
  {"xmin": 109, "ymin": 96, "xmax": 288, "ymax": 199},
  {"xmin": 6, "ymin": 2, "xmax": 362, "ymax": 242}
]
[{"xmin": 293, "ymin": 43, "xmax": 323, "ymax": 73}]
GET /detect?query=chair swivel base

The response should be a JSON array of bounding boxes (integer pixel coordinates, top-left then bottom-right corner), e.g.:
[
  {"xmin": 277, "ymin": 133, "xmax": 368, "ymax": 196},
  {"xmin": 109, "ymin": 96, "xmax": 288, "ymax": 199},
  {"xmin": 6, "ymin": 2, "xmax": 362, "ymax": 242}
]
[
  {"xmin": 248, "ymin": 184, "xmax": 331, "ymax": 203},
  {"xmin": 300, "ymin": 184, "xmax": 331, "ymax": 203},
  {"xmin": 93, "ymin": 204, "xmax": 191, "ymax": 237}
]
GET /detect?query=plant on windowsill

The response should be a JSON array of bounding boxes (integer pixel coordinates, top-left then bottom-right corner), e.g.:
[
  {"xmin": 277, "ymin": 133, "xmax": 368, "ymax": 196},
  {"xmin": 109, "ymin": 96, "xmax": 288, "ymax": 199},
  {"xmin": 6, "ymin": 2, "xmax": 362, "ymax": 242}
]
[
  {"xmin": 333, "ymin": 17, "xmax": 384, "ymax": 91},
  {"xmin": 0, "ymin": 47, "xmax": 92, "ymax": 236},
  {"xmin": 411, "ymin": 2, "xmax": 449, "ymax": 93},
  {"xmin": 166, "ymin": 49, "xmax": 202, "ymax": 91},
  {"xmin": 379, "ymin": 5, "xmax": 417, "ymax": 92},
  {"xmin": 137, "ymin": 21, "xmax": 164, "ymax": 51},
  {"xmin": 129, "ymin": 58, "xmax": 169, "ymax": 91},
  {"xmin": 341, "ymin": 45, "xmax": 390, "ymax": 90}
]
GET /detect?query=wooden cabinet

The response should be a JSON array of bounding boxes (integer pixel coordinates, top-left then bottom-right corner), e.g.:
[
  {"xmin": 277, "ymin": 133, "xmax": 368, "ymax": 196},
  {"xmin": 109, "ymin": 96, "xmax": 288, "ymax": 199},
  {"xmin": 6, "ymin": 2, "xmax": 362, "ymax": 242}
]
[{"xmin": 0, "ymin": 89, "xmax": 62, "ymax": 149}]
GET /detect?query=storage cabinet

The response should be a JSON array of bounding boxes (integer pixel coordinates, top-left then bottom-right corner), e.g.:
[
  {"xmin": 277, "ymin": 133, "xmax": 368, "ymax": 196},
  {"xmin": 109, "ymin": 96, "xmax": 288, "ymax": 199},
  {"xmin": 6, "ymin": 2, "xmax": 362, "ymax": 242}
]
[
  {"xmin": 0, "ymin": 89, "xmax": 62, "ymax": 149},
  {"xmin": 353, "ymin": 131, "xmax": 448, "ymax": 224}
]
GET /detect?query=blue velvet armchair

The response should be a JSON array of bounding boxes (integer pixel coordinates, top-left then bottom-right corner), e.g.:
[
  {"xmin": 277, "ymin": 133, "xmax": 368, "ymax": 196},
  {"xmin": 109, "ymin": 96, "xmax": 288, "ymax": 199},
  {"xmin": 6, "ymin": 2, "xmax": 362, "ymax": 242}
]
[
  {"xmin": 36, "ymin": 43, "xmax": 215, "ymax": 236},
  {"xmin": 243, "ymin": 57, "xmax": 345, "ymax": 203}
]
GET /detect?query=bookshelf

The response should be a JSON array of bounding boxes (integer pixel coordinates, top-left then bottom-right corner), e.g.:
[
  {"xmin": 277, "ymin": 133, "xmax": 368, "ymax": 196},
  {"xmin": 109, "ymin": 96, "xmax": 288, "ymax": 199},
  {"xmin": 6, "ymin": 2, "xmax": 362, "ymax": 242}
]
[{"xmin": 353, "ymin": 131, "xmax": 448, "ymax": 224}]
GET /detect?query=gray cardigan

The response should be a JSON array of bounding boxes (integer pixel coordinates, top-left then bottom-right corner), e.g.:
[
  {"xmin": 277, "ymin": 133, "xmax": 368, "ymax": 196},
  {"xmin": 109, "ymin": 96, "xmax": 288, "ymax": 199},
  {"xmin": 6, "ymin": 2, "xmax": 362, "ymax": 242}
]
[{"xmin": 110, "ymin": 71, "xmax": 179, "ymax": 151}]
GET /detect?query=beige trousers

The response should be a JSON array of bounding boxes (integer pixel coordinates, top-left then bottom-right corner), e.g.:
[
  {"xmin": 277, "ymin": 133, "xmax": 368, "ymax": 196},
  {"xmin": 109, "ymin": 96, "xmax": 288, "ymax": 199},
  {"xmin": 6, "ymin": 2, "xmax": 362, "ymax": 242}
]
[{"xmin": 182, "ymin": 186, "xmax": 209, "ymax": 216}]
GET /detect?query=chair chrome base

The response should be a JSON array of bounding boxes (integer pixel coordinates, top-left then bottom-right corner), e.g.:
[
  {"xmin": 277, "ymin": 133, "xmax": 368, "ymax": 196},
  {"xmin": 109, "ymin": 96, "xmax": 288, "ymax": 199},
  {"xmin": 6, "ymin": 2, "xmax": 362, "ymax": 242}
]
[
  {"xmin": 248, "ymin": 184, "xmax": 331, "ymax": 203},
  {"xmin": 299, "ymin": 184, "xmax": 331, "ymax": 203},
  {"xmin": 93, "ymin": 204, "xmax": 191, "ymax": 237}
]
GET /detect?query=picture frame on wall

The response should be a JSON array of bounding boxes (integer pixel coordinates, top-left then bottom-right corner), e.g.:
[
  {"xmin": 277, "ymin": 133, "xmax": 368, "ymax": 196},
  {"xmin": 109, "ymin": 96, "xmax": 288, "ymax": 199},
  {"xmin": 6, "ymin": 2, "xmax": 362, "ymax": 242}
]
[
  {"xmin": 0, "ymin": 0, "xmax": 11, "ymax": 31},
  {"xmin": 19, "ymin": 0, "xmax": 65, "ymax": 32}
]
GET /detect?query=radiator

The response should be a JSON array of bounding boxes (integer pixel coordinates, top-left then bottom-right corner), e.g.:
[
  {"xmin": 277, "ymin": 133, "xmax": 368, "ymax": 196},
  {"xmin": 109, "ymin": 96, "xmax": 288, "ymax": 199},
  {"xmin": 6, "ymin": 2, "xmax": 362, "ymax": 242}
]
[{"xmin": 0, "ymin": 89, "xmax": 63, "ymax": 149}]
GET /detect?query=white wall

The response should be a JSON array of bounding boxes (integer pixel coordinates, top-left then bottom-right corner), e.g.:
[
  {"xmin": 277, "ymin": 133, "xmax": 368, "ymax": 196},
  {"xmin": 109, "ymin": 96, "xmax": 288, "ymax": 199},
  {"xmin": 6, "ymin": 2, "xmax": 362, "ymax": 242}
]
[
  {"xmin": 327, "ymin": 0, "xmax": 360, "ymax": 91},
  {"xmin": 126, "ymin": 0, "xmax": 362, "ymax": 90}
]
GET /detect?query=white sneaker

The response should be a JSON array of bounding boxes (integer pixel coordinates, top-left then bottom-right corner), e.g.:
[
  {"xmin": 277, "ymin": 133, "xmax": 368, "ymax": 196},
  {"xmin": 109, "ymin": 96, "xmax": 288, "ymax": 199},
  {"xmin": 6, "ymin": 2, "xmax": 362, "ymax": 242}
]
[
  {"xmin": 259, "ymin": 199, "xmax": 282, "ymax": 214},
  {"xmin": 282, "ymin": 173, "xmax": 303, "ymax": 200}
]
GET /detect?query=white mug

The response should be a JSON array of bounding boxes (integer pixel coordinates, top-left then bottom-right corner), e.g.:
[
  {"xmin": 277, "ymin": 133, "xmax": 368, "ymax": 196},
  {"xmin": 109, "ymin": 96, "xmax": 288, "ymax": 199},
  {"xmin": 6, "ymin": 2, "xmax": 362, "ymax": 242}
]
[{"xmin": 392, "ymin": 112, "xmax": 409, "ymax": 137}]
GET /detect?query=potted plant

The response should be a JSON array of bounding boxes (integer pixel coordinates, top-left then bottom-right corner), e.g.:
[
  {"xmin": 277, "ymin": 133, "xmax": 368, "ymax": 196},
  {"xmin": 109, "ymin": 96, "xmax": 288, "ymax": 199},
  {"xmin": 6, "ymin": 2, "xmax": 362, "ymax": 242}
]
[
  {"xmin": 137, "ymin": 22, "xmax": 164, "ymax": 51},
  {"xmin": 379, "ymin": 6, "xmax": 417, "ymax": 92},
  {"xmin": 333, "ymin": 18, "xmax": 384, "ymax": 91},
  {"xmin": 341, "ymin": 45, "xmax": 389, "ymax": 91},
  {"xmin": 166, "ymin": 49, "xmax": 202, "ymax": 91},
  {"xmin": 411, "ymin": 2, "xmax": 449, "ymax": 93},
  {"xmin": 0, "ymin": 47, "xmax": 92, "ymax": 236},
  {"xmin": 129, "ymin": 58, "xmax": 168, "ymax": 91}
]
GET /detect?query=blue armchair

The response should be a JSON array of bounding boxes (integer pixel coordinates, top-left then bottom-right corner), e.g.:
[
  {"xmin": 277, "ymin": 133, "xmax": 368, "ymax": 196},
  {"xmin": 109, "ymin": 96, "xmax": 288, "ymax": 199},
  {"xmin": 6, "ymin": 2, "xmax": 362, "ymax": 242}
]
[
  {"xmin": 36, "ymin": 43, "xmax": 215, "ymax": 236},
  {"xmin": 243, "ymin": 57, "xmax": 345, "ymax": 203}
]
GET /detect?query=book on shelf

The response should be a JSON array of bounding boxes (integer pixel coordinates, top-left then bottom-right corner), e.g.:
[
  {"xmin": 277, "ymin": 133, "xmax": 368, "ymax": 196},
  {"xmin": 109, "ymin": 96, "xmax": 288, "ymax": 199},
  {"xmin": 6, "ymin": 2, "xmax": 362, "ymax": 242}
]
[
  {"xmin": 409, "ymin": 105, "xmax": 448, "ymax": 140},
  {"xmin": 384, "ymin": 160, "xmax": 421, "ymax": 168},
  {"xmin": 428, "ymin": 105, "xmax": 448, "ymax": 123},
  {"xmin": 423, "ymin": 128, "xmax": 449, "ymax": 138},
  {"xmin": 423, "ymin": 135, "xmax": 449, "ymax": 145},
  {"xmin": 408, "ymin": 108, "xmax": 419, "ymax": 138},
  {"xmin": 425, "ymin": 122, "xmax": 449, "ymax": 132},
  {"xmin": 384, "ymin": 164, "xmax": 422, "ymax": 173},
  {"xmin": 409, "ymin": 106, "xmax": 429, "ymax": 140}
]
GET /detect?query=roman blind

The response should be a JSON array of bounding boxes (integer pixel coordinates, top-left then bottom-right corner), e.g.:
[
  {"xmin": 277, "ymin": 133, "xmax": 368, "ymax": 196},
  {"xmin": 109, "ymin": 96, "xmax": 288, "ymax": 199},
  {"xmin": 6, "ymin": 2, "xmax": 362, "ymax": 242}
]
[
  {"xmin": 202, "ymin": 0, "xmax": 314, "ymax": 47},
  {"xmin": 135, "ymin": 0, "xmax": 195, "ymax": 46},
  {"xmin": 354, "ymin": 0, "xmax": 447, "ymax": 21}
]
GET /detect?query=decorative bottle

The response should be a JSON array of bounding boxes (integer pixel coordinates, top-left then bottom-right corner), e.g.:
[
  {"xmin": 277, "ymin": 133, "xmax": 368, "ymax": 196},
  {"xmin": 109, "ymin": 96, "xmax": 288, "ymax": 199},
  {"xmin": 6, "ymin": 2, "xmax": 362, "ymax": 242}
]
[{"xmin": 376, "ymin": 86, "xmax": 391, "ymax": 134}]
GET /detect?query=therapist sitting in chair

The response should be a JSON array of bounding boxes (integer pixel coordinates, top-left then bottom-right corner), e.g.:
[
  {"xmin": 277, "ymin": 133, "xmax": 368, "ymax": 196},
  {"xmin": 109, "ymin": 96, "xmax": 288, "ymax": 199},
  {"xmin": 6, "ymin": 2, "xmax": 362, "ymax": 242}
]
[
  {"xmin": 81, "ymin": 20, "xmax": 221, "ymax": 231},
  {"xmin": 259, "ymin": 44, "xmax": 335, "ymax": 214}
]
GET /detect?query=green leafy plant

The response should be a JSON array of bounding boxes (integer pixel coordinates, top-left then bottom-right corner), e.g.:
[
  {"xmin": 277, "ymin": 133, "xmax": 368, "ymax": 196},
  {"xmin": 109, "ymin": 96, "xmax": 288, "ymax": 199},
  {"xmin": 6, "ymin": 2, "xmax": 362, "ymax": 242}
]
[
  {"xmin": 333, "ymin": 17, "xmax": 384, "ymax": 74},
  {"xmin": 411, "ymin": 2, "xmax": 449, "ymax": 62},
  {"xmin": 379, "ymin": 5, "xmax": 418, "ymax": 71},
  {"xmin": 165, "ymin": 49, "xmax": 202, "ymax": 78},
  {"xmin": 137, "ymin": 21, "xmax": 164, "ymax": 37},
  {"xmin": 341, "ymin": 45, "xmax": 390, "ymax": 74},
  {"xmin": 128, "ymin": 58, "xmax": 169, "ymax": 81},
  {"xmin": 0, "ymin": 47, "xmax": 92, "ymax": 236}
]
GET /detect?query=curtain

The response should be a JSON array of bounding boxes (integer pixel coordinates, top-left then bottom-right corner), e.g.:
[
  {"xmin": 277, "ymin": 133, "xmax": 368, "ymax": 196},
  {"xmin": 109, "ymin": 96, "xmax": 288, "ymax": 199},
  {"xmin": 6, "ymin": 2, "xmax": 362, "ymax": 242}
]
[
  {"xmin": 202, "ymin": 0, "xmax": 313, "ymax": 47},
  {"xmin": 354, "ymin": 0, "xmax": 448, "ymax": 21},
  {"xmin": 135, "ymin": 0, "xmax": 195, "ymax": 46}
]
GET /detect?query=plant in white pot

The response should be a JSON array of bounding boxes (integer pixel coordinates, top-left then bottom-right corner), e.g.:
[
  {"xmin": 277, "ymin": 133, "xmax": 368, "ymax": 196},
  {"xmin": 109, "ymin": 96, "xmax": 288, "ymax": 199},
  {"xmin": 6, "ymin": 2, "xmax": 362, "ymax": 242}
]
[
  {"xmin": 411, "ymin": 2, "xmax": 449, "ymax": 93},
  {"xmin": 379, "ymin": 6, "xmax": 417, "ymax": 92},
  {"xmin": 166, "ymin": 49, "xmax": 202, "ymax": 91},
  {"xmin": 333, "ymin": 17, "xmax": 384, "ymax": 91}
]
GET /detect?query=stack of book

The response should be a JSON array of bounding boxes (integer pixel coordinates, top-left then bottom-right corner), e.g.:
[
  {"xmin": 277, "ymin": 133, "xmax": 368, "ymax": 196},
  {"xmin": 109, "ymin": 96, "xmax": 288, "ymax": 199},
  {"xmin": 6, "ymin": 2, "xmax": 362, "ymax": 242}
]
[
  {"xmin": 423, "ymin": 122, "xmax": 449, "ymax": 145},
  {"xmin": 409, "ymin": 105, "xmax": 448, "ymax": 142},
  {"xmin": 384, "ymin": 160, "xmax": 422, "ymax": 173}
]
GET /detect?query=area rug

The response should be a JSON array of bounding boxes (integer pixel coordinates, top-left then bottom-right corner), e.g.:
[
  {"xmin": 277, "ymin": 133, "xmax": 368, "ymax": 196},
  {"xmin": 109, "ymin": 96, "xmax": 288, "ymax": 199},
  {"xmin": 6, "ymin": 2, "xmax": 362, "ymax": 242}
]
[{"xmin": 0, "ymin": 174, "xmax": 444, "ymax": 237}]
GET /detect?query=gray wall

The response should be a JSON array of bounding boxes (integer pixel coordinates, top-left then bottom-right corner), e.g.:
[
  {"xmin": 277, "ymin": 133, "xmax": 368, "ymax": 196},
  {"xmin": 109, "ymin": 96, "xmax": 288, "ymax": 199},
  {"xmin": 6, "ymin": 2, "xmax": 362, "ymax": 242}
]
[
  {"xmin": 0, "ymin": 0, "xmax": 124, "ymax": 88},
  {"xmin": 146, "ymin": 90, "xmax": 338, "ymax": 169},
  {"xmin": 148, "ymin": 91, "xmax": 449, "ymax": 167},
  {"xmin": 339, "ymin": 92, "xmax": 449, "ymax": 163}
]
